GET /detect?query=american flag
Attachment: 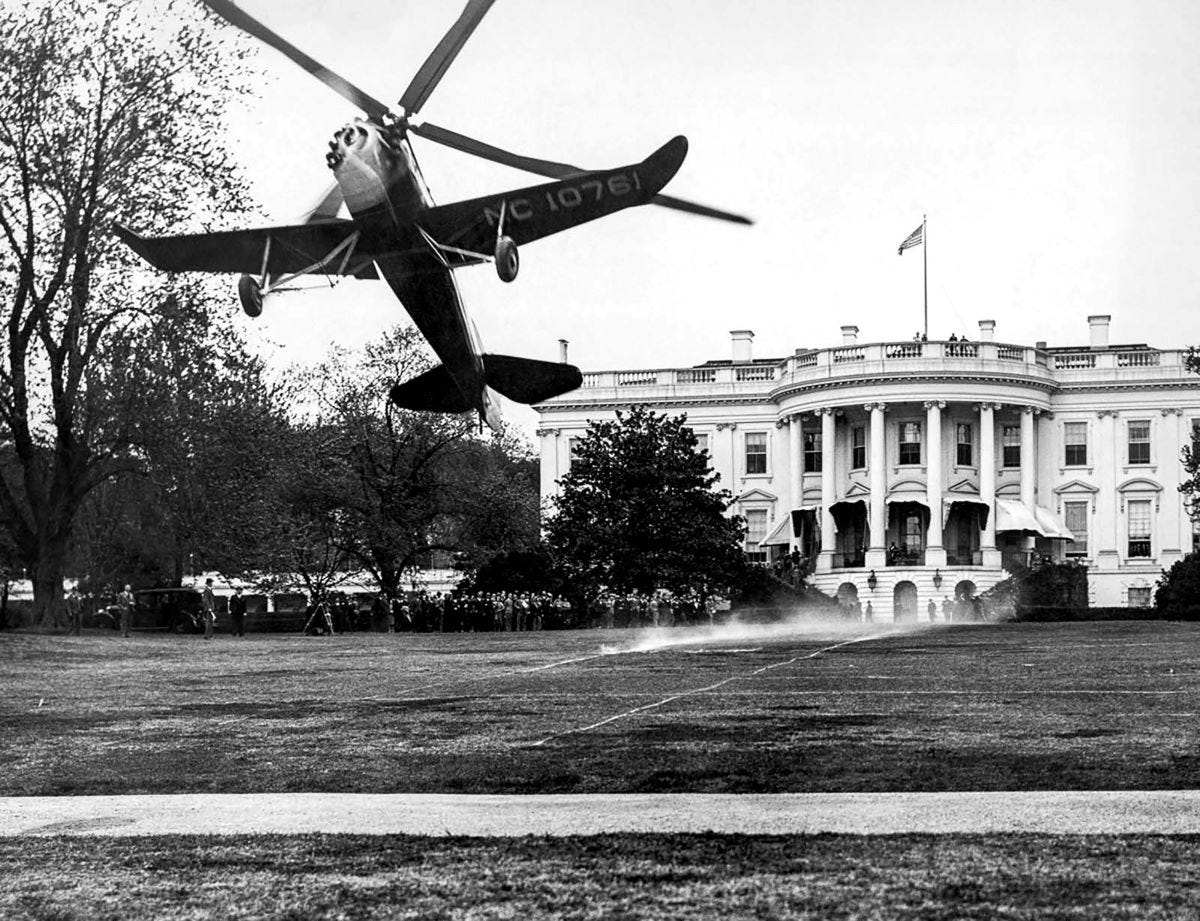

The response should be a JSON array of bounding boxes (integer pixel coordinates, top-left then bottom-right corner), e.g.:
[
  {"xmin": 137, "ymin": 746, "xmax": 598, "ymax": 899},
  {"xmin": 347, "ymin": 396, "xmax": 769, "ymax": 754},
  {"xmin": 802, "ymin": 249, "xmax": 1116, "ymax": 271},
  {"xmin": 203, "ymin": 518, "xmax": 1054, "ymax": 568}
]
[{"xmin": 898, "ymin": 224, "xmax": 923, "ymax": 255}]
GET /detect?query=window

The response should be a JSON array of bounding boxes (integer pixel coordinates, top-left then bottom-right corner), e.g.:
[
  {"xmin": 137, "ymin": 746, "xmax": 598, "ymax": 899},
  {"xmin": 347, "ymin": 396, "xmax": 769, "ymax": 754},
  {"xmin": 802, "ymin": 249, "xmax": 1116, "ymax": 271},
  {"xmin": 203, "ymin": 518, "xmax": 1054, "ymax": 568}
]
[
  {"xmin": 744, "ymin": 509, "xmax": 768, "ymax": 560},
  {"xmin": 567, "ymin": 437, "xmax": 582, "ymax": 468},
  {"xmin": 898, "ymin": 422, "xmax": 922, "ymax": 465},
  {"xmin": 956, "ymin": 423, "xmax": 973, "ymax": 467},
  {"xmin": 851, "ymin": 426, "xmax": 866, "ymax": 469},
  {"xmin": 1127, "ymin": 499, "xmax": 1152, "ymax": 558},
  {"xmin": 693, "ymin": 433, "xmax": 709, "ymax": 456},
  {"xmin": 744, "ymin": 433, "xmax": 767, "ymax": 475},
  {"xmin": 1063, "ymin": 501, "xmax": 1088, "ymax": 557},
  {"xmin": 1128, "ymin": 586, "xmax": 1152, "ymax": 607},
  {"xmin": 1064, "ymin": 422, "xmax": 1088, "ymax": 466},
  {"xmin": 803, "ymin": 430, "xmax": 822, "ymax": 473},
  {"xmin": 1127, "ymin": 421, "xmax": 1151, "ymax": 465},
  {"xmin": 903, "ymin": 512, "xmax": 923, "ymax": 555},
  {"xmin": 1002, "ymin": 425, "xmax": 1021, "ymax": 468}
]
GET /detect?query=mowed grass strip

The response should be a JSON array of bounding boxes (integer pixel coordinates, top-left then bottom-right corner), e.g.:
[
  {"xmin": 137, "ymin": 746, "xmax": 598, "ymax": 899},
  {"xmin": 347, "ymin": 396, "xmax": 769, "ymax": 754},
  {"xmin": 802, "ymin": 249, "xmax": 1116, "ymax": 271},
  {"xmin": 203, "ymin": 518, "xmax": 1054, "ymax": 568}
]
[
  {"xmin": 2, "ymin": 621, "xmax": 1199, "ymax": 795},
  {"xmin": 3, "ymin": 834, "xmax": 1199, "ymax": 921}
]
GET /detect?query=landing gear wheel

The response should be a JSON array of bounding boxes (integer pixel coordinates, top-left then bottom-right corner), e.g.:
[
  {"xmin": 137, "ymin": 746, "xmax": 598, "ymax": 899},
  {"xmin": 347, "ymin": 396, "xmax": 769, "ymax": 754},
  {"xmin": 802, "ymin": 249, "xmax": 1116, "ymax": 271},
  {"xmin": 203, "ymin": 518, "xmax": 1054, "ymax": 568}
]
[
  {"xmin": 495, "ymin": 236, "xmax": 519, "ymax": 283},
  {"xmin": 238, "ymin": 274, "xmax": 263, "ymax": 317}
]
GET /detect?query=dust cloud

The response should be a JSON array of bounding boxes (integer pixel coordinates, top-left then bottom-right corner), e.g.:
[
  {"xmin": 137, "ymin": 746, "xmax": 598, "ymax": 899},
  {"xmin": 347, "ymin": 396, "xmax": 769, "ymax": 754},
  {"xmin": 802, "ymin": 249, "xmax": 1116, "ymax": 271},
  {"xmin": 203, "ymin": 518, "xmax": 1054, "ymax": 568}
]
[{"xmin": 600, "ymin": 609, "xmax": 932, "ymax": 656}]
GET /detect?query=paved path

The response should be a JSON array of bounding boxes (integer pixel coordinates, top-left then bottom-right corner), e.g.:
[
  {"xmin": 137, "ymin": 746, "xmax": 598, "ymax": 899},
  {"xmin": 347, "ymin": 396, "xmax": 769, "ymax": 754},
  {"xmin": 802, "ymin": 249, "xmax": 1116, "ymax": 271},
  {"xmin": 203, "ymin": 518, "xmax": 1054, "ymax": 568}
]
[{"xmin": 4, "ymin": 791, "xmax": 1200, "ymax": 837}]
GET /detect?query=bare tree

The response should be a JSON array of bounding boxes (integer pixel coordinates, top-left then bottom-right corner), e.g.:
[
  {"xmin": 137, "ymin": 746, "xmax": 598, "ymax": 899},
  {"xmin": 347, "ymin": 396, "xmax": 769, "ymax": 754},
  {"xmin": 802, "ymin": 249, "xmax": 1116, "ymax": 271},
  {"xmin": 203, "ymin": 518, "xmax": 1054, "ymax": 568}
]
[{"xmin": 0, "ymin": 0, "xmax": 247, "ymax": 625}]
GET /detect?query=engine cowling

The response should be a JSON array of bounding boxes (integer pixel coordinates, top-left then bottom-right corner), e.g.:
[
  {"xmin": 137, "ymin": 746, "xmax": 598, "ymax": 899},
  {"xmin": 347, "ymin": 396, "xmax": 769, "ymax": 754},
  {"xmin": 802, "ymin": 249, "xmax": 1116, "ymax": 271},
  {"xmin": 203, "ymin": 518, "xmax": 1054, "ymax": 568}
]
[
  {"xmin": 495, "ymin": 236, "xmax": 519, "ymax": 283},
  {"xmin": 238, "ymin": 274, "xmax": 263, "ymax": 318}
]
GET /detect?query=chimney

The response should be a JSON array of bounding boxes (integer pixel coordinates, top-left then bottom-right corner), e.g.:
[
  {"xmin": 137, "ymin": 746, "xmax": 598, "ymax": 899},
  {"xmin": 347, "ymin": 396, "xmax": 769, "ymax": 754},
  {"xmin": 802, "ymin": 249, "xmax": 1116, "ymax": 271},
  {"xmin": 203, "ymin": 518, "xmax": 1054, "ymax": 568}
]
[
  {"xmin": 978, "ymin": 320, "xmax": 995, "ymax": 342},
  {"xmin": 558, "ymin": 338, "xmax": 569, "ymax": 363},
  {"xmin": 1088, "ymin": 314, "xmax": 1111, "ymax": 350},
  {"xmin": 840, "ymin": 325, "xmax": 859, "ymax": 345},
  {"xmin": 730, "ymin": 329, "xmax": 754, "ymax": 363}
]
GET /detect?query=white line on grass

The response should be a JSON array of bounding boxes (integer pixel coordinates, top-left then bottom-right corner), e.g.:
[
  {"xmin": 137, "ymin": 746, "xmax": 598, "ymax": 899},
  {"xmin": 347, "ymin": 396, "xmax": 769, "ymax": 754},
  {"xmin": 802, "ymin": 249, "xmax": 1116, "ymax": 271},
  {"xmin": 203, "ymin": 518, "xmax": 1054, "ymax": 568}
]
[{"xmin": 528, "ymin": 632, "xmax": 889, "ymax": 747}]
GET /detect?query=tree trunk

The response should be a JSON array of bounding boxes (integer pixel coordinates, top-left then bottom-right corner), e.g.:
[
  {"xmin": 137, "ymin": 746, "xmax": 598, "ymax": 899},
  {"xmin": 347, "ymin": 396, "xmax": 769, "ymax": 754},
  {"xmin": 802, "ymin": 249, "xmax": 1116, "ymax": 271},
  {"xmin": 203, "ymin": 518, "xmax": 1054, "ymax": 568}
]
[{"xmin": 33, "ymin": 538, "xmax": 69, "ymax": 630}]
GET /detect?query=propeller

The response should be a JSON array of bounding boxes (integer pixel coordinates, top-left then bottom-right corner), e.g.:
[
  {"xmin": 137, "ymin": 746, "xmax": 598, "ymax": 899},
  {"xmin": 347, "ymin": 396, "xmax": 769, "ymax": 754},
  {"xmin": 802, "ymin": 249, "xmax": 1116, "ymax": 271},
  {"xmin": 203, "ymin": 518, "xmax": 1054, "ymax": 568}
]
[{"xmin": 200, "ymin": 0, "xmax": 752, "ymax": 225}]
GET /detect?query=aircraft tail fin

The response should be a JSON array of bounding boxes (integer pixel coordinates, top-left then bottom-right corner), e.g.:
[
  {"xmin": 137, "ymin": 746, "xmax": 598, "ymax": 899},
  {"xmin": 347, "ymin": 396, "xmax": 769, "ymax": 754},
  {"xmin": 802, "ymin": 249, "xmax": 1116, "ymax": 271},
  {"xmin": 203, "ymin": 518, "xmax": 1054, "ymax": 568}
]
[
  {"xmin": 388, "ymin": 365, "xmax": 473, "ymax": 413},
  {"xmin": 483, "ymin": 354, "xmax": 583, "ymax": 405}
]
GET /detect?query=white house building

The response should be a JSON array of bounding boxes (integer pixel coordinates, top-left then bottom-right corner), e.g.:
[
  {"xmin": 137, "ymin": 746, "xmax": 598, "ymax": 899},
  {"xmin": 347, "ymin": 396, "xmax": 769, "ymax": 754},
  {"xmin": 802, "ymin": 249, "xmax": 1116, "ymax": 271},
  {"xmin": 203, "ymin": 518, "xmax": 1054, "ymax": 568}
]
[{"xmin": 534, "ymin": 316, "xmax": 1200, "ymax": 620}]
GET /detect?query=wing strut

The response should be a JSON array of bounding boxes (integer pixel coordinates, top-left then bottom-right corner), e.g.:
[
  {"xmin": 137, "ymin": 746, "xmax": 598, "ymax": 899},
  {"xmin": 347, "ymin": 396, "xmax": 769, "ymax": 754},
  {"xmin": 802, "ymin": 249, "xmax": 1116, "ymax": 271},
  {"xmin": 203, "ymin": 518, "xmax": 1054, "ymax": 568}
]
[{"xmin": 259, "ymin": 230, "xmax": 363, "ymax": 294}]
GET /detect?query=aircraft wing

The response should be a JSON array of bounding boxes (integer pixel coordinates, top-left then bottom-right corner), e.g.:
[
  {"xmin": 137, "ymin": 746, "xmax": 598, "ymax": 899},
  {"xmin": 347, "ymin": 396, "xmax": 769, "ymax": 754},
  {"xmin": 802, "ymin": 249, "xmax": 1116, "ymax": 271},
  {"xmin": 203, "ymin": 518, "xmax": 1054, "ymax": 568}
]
[
  {"xmin": 418, "ymin": 136, "xmax": 688, "ymax": 256},
  {"xmin": 114, "ymin": 220, "xmax": 379, "ymax": 279}
]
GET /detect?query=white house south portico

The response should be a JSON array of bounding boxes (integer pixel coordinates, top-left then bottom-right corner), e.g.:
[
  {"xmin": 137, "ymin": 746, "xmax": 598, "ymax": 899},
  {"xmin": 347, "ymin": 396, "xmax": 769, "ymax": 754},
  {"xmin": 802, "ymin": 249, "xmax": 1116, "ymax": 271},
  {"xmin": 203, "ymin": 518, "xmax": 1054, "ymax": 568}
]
[{"xmin": 535, "ymin": 316, "xmax": 1200, "ymax": 620}]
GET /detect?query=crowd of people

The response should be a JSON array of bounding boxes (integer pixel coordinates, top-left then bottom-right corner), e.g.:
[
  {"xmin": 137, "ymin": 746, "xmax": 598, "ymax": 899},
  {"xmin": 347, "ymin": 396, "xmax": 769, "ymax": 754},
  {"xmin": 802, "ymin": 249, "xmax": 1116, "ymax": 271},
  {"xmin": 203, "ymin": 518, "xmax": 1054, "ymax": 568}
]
[
  {"xmin": 300, "ymin": 590, "xmax": 578, "ymax": 635},
  {"xmin": 770, "ymin": 549, "xmax": 811, "ymax": 587}
]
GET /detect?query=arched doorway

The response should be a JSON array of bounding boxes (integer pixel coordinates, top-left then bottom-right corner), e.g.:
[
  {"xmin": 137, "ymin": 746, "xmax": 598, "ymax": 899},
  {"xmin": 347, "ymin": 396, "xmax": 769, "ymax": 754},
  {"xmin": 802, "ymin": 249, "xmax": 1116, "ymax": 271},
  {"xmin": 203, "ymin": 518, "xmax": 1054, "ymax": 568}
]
[
  {"xmin": 893, "ymin": 580, "xmax": 918, "ymax": 622},
  {"xmin": 836, "ymin": 582, "xmax": 859, "ymax": 606},
  {"xmin": 952, "ymin": 579, "xmax": 980, "ymax": 622}
]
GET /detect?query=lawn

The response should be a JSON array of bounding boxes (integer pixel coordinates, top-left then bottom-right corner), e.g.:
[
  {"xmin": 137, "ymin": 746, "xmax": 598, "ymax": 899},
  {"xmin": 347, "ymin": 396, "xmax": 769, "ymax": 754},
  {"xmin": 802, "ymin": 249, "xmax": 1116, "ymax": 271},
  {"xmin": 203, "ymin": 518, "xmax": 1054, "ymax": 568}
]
[
  {"xmin": 2, "ymin": 619, "xmax": 1199, "ymax": 795},
  {"xmin": 3, "ymin": 833, "xmax": 1199, "ymax": 920}
]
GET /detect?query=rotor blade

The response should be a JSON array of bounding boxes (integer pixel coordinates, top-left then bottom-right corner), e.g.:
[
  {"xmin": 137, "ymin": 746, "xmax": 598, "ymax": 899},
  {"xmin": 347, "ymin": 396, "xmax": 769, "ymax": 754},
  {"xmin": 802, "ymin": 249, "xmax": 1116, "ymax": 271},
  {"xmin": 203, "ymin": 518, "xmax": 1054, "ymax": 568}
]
[
  {"xmin": 398, "ymin": 0, "xmax": 497, "ymax": 116},
  {"xmin": 410, "ymin": 121, "xmax": 583, "ymax": 178},
  {"xmin": 650, "ymin": 194, "xmax": 754, "ymax": 225},
  {"xmin": 201, "ymin": 0, "xmax": 392, "ymax": 120}
]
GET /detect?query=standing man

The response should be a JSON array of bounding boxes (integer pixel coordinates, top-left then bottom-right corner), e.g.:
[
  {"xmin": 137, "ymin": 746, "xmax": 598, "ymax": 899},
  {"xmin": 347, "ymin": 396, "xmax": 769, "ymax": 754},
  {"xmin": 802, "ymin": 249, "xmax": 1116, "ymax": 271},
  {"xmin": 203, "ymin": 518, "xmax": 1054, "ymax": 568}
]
[
  {"xmin": 927, "ymin": 598, "xmax": 938, "ymax": 623},
  {"xmin": 229, "ymin": 587, "xmax": 247, "ymax": 638},
  {"xmin": 67, "ymin": 587, "xmax": 83, "ymax": 636},
  {"xmin": 116, "ymin": 584, "xmax": 135, "ymax": 638},
  {"xmin": 201, "ymin": 578, "xmax": 216, "ymax": 640},
  {"xmin": 371, "ymin": 591, "xmax": 388, "ymax": 633}
]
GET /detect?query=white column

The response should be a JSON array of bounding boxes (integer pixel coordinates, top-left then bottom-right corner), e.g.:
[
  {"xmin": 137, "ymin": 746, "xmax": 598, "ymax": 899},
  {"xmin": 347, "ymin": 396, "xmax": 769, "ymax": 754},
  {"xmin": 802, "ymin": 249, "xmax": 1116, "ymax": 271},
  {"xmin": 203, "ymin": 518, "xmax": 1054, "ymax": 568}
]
[
  {"xmin": 867, "ymin": 402, "xmax": 888, "ymax": 567},
  {"xmin": 1161, "ymin": 408, "xmax": 1183, "ymax": 564},
  {"xmin": 979, "ymin": 403, "xmax": 999, "ymax": 565},
  {"xmin": 1095, "ymin": 410, "xmax": 1118, "ymax": 569},
  {"xmin": 1020, "ymin": 406, "xmax": 1037, "ymax": 553},
  {"xmin": 925, "ymin": 400, "xmax": 946, "ymax": 566},
  {"xmin": 788, "ymin": 415, "xmax": 802, "ymax": 519},
  {"xmin": 820, "ymin": 408, "xmax": 837, "ymax": 563}
]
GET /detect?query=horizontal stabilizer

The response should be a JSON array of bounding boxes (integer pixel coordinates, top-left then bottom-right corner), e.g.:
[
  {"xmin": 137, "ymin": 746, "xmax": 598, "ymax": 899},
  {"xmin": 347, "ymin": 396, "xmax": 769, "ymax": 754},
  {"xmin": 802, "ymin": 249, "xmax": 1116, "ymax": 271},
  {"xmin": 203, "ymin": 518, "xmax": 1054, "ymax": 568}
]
[
  {"xmin": 388, "ymin": 365, "xmax": 472, "ymax": 413},
  {"xmin": 484, "ymin": 354, "xmax": 583, "ymax": 405}
]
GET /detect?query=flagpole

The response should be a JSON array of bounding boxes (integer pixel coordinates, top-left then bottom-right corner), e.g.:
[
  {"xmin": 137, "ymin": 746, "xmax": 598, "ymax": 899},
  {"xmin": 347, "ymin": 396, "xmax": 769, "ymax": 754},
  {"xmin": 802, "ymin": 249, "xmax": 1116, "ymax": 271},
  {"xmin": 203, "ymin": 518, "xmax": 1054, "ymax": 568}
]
[{"xmin": 922, "ymin": 213, "xmax": 928, "ymax": 339}]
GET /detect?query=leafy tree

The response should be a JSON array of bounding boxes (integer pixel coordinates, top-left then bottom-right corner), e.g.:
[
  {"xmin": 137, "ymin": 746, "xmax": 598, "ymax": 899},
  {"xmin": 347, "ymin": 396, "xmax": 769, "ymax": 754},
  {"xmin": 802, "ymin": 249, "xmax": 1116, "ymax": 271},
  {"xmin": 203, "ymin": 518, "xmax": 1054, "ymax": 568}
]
[
  {"xmin": 1179, "ymin": 347, "xmax": 1200, "ymax": 525},
  {"xmin": 450, "ymin": 428, "xmax": 540, "ymax": 571},
  {"xmin": 128, "ymin": 285, "xmax": 290, "ymax": 581},
  {"xmin": 1155, "ymin": 553, "xmax": 1200, "ymax": 620},
  {"xmin": 0, "ymin": 0, "xmax": 248, "ymax": 625},
  {"xmin": 457, "ymin": 543, "xmax": 565, "ymax": 597},
  {"xmin": 67, "ymin": 282, "xmax": 292, "ymax": 588},
  {"xmin": 544, "ymin": 406, "xmax": 746, "ymax": 603}
]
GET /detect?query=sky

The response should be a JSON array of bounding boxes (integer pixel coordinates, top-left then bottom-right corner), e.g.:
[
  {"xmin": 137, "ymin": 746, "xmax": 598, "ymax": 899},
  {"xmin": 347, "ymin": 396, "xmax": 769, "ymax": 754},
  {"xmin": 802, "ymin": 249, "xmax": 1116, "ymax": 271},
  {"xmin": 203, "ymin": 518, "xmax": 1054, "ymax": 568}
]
[{"xmin": 216, "ymin": 0, "xmax": 1200, "ymax": 435}]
